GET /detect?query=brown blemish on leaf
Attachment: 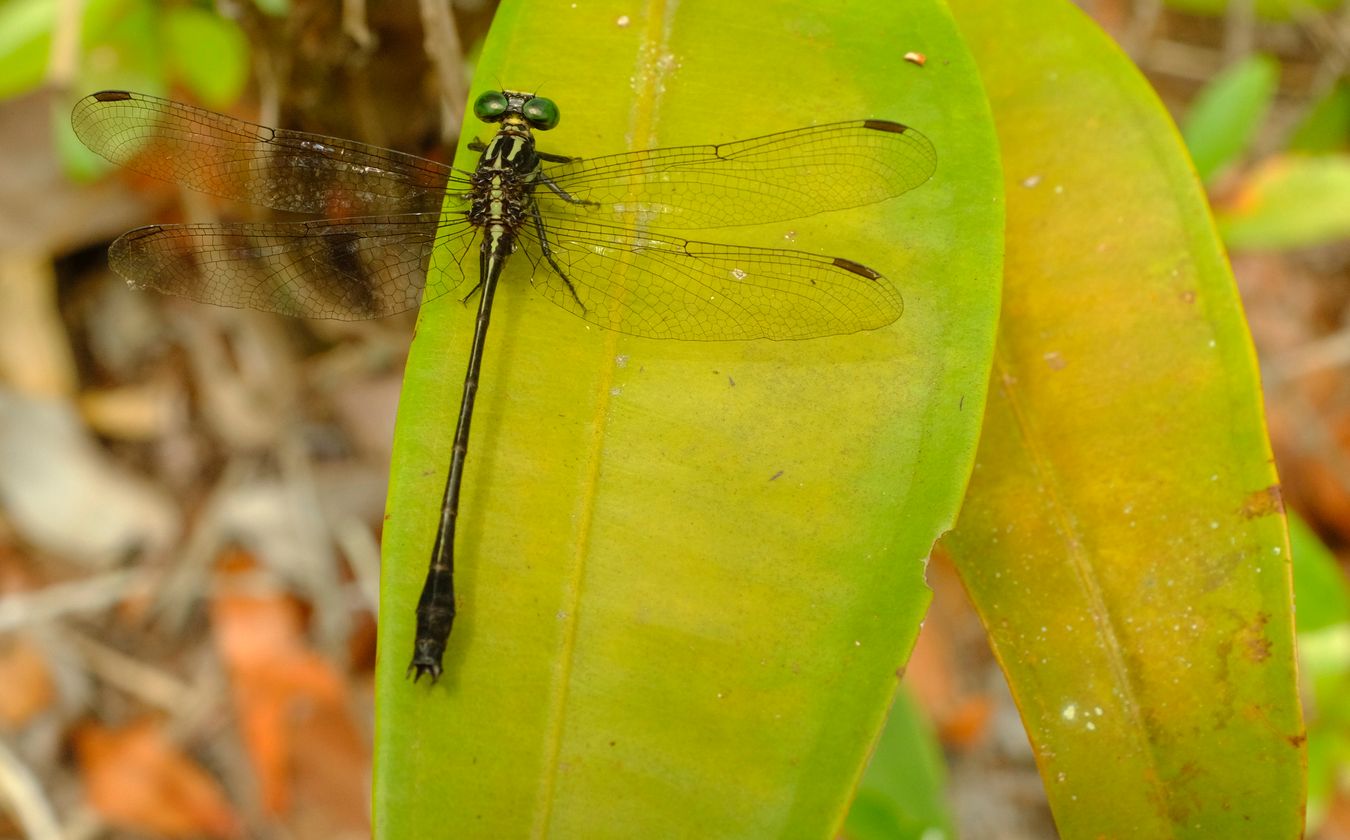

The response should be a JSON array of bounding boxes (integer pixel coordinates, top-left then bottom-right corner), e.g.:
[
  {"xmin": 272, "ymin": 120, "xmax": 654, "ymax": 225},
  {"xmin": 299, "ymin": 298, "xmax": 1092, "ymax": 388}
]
[
  {"xmin": 1288, "ymin": 732, "xmax": 1307, "ymax": 749},
  {"xmin": 1246, "ymin": 636, "xmax": 1273, "ymax": 663},
  {"xmin": 1240, "ymin": 612, "xmax": 1273, "ymax": 663},
  {"xmin": 1240, "ymin": 485, "xmax": 1284, "ymax": 519},
  {"xmin": 1164, "ymin": 762, "xmax": 1204, "ymax": 823}
]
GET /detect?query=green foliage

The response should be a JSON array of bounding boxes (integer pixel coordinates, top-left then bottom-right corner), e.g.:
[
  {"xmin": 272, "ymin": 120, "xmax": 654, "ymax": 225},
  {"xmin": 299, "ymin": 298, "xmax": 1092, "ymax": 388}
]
[
  {"xmin": 1175, "ymin": 48, "xmax": 1349, "ymax": 254},
  {"xmin": 0, "ymin": 0, "xmax": 58, "ymax": 100},
  {"xmin": 0, "ymin": 0, "xmax": 250, "ymax": 105},
  {"xmin": 1217, "ymin": 155, "xmax": 1350, "ymax": 249},
  {"xmin": 1181, "ymin": 54, "xmax": 1280, "ymax": 183},
  {"xmin": 1290, "ymin": 516, "xmax": 1350, "ymax": 830},
  {"xmin": 0, "ymin": 0, "xmax": 250, "ymax": 178},
  {"xmin": 1291, "ymin": 515, "xmax": 1350, "ymax": 635},
  {"xmin": 0, "ymin": 0, "xmax": 160, "ymax": 100},
  {"xmin": 251, "ymin": 0, "xmax": 290, "ymax": 16},
  {"xmin": 162, "ymin": 5, "xmax": 249, "ymax": 108},
  {"xmin": 842, "ymin": 689, "xmax": 955, "ymax": 840},
  {"xmin": 1164, "ymin": 0, "xmax": 1340, "ymax": 19},
  {"xmin": 1289, "ymin": 82, "xmax": 1350, "ymax": 153},
  {"xmin": 1192, "ymin": 60, "xmax": 1350, "ymax": 253}
]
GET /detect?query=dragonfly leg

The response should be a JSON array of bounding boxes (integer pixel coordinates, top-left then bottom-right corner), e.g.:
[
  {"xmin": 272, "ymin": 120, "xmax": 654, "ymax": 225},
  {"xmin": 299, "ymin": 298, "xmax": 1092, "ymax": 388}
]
[
  {"xmin": 536, "ymin": 149, "xmax": 580, "ymax": 164},
  {"xmin": 457, "ymin": 280, "xmax": 484, "ymax": 305},
  {"xmin": 531, "ymin": 203, "xmax": 586, "ymax": 311},
  {"xmin": 538, "ymin": 172, "xmax": 596, "ymax": 207}
]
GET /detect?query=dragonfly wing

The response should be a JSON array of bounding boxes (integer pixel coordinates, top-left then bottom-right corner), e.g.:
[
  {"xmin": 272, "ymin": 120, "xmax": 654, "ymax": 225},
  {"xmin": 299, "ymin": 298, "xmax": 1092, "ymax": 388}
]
[
  {"xmin": 520, "ymin": 220, "xmax": 902, "ymax": 341},
  {"xmin": 109, "ymin": 214, "xmax": 475, "ymax": 320},
  {"xmin": 72, "ymin": 91, "xmax": 460, "ymax": 216},
  {"xmin": 538, "ymin": 120, "xmax": 936, "ymax": 230}
]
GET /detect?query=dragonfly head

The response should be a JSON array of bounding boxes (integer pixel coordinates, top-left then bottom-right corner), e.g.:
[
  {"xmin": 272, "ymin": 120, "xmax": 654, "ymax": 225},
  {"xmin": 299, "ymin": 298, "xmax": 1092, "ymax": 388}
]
[{"xmin": 473, "ymin": 90, "xmax": 560, "ymax": 132}]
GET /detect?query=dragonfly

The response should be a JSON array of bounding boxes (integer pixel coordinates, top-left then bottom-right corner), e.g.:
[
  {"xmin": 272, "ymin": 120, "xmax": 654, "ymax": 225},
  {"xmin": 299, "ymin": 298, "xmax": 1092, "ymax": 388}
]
[{"xmin": 71, "ymin": 88, "xmax": 937, "ymax": 682}]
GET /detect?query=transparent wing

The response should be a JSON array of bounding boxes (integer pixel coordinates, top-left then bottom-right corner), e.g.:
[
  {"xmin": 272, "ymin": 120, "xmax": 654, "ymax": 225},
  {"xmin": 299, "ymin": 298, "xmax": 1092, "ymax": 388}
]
[
  {"xmin": 72, "ymin": 90, "xmax": 460, "ymax": 216},
  {"xmin": 538, "ymin": 120, "xmax": 936, "ymax": 230},
  {"xmin": 108, "ymin": 214, "xmax": 478, "ymax": 320},
  {"xmin": 520, "ymin": 219, "xmax": 903, "ymax": 341}
]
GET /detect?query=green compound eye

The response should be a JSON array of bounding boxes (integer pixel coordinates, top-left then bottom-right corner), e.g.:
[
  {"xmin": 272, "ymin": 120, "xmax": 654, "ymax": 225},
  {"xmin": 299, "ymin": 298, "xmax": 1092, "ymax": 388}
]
[
  {"xmin": 522, "ymin": 97, "xmax": 560, "ymax": 131},
  {"xmin": 473, "ymin": 91, "xmax": 509, "ymax": 122}
]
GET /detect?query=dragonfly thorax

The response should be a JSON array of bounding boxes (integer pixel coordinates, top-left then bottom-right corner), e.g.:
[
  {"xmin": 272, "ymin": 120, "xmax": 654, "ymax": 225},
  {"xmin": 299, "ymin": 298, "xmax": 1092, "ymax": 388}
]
[
  {"xmin": 467, "ymin": 128, "xmax": 541, "ymax": 235},
  {"xmin": 476, "ymin": 128, "xmax": 541, "ymax": 174}
]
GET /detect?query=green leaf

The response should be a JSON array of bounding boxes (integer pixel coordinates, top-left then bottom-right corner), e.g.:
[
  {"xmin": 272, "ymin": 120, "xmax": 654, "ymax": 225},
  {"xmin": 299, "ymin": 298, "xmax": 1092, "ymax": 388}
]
[
  {"xmin": 0, "ymin": 0, "xmax": 157, "ymax": 102},
  {"xmin": 373, "ymin": 1, "xmax": 1002, "ymax": 836},
  {"xmin": 1181, "ymin": 54, "xmax": 1279, "ymax": 183},
  {"xmin": 162, "ymin": 5, "xmax": 249, "ymax": 108},
  {"xmin": 1305, "ymin": 656, "xmax": 1350, "ymax": 833},
  {"xmin": 1291, "ymin": 514, "xmax": 1350, "ymax": 830},
  {"xmin": 79, "ymin": 0, "xmax": 167, "ymax": 93},
  {"xmin": 841, "ymin": 688, "xmax": 955, "ymax": 840},
  {"xmin": 1290, "ymin": 514, "xmax": 1350, "ymax": 636},
  {"xmin": 0, "ymin": 0, "xmax": 133, "ymax": 100},
  {"xmin": 252, "ymin": 0, "xmax": 290, "ymax": 17},
  {"xmin": 59, "ymin": 0, "xmax": 165, "ymax": 180},
  {"xmin": 1289, "ymin": 81, "xmax": 1350, "ymax": 153},
  {"xmin": 1163, "ymin": 0, "xmax": 1341, "ymax": 19},
  {"xmin": 945, "ymin": 0, "xmax": 1304, "ymax": 837},
  {"xmin": 0, "ymin": 0, "xmax": 56, "ymax": 100},
  {"xmin": 1217, "ymin": 154, "xmax": 1350, "ymax": 250}
]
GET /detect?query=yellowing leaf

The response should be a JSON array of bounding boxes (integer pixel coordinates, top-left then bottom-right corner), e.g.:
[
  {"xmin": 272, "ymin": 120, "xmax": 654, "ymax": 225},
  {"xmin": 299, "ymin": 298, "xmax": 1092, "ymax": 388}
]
[{"xmin": 945, "ymin": 0, "xmax": 1304, "ymax": 836}]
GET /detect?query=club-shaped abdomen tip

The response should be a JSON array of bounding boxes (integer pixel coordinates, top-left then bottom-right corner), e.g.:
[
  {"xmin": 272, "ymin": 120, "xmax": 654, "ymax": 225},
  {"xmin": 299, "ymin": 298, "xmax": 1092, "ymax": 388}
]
[
  {"xmin": 410, "ymin": 600, "xmax": 454, "ymax": 683},
  {"xmin": 408, "ymin": 645, "xmax": 444, "ymax": 683},
  {"xmin": 408, "ymin": 664, "xmax": 441, "ymax": 684}
]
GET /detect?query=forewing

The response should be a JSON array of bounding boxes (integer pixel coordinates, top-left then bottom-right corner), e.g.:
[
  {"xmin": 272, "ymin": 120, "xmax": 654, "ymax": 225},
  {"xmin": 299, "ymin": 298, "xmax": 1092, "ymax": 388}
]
[
  {"xmin": 539, "ymin": 120, "xmax": 936, "ymax": 230},
  {"xmin": 108, "ymin": 214, "xmax": 475, "ymax": 320},
  {"xmin": 72, "ymin": 91, "xmax": 458, "ymax": 216},
  {"xmin": 521, "ymin": 220, "xmax": 903, "ymax": 341}
]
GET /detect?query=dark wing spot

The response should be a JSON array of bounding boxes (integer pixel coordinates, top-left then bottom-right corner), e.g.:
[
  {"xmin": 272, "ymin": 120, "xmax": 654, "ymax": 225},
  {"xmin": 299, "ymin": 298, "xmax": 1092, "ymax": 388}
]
[
  {"xmin": 863, "ymin": 119, "xmax": 910, "ymax": 134},
  {"xmin": 93, "ymin": 90, "xmax": 133, "ymax": 102},
  {"xmin": 832, "ymin": 257, "xmax": 882, "ymax": 280}
]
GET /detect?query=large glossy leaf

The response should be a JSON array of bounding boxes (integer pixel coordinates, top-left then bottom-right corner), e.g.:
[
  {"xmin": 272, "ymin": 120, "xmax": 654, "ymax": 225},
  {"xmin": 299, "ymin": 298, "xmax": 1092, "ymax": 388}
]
[
  {"xmin": 945, "ymin": 1, "xmax": 1305, "ymax": 836},
  {"xmin": 373, "ymin": 0, "xmax": 1001, "ymax": 835}
]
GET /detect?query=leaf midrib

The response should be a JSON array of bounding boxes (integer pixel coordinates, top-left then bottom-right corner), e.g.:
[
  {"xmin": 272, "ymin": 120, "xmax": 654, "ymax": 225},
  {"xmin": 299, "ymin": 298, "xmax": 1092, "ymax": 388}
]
[{"xmin": 530, "ymin": 0, "xmax": 677, "ymax": 833}]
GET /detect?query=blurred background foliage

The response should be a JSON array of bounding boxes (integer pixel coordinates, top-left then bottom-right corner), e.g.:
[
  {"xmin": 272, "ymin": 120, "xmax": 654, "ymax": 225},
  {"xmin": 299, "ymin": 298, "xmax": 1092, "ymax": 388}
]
[{"xmin": 0, "ymin": 0, "xmax": 1346, "ymax": 838}]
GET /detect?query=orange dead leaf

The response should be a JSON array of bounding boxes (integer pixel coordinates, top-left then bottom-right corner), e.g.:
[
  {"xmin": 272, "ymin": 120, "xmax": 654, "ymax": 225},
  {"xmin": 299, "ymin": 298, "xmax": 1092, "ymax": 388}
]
[
  {"xmin": 211, "ymin": 590, "xmax": 364, "ymax": 823},
  {"xmin": 0, "ymin": 636, "xmax": 55, "ymax": 727},
  {"xmin": 937, "ymin": 697, "xmax": 994, "ymax": 748},
  {"xmin": 75, "ymin": 718, "xmax": 239, "ymax": 838}
]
